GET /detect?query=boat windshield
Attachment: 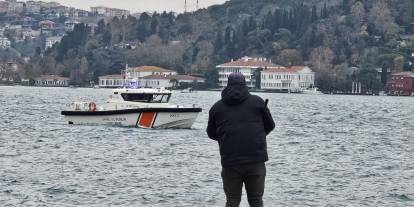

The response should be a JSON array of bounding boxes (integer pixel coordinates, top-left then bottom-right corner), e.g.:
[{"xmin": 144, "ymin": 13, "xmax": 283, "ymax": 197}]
[{"xmin": 121, "ymin": 93, "xmax": 171, "ymax": 103}]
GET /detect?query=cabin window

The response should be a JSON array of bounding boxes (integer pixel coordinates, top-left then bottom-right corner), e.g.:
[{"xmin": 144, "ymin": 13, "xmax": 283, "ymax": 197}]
[
  {"xmin": 121, "ymin": 94, "xmax": 152, "ymax": 102},
  {"xmin": 121, "ymin": 93, "xmax": 171, "ymax": 103}
]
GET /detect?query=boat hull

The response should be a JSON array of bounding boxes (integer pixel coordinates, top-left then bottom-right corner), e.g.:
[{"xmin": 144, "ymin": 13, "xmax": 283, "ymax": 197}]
[{"xmin": 61, "ymin": 108, "xmax": 202, "ymax": 129}]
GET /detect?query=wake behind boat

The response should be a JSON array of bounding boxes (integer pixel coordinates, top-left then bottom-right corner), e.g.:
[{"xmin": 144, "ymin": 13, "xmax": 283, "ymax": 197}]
[{"xmin": 61, "ymin": 88, "xmax": 202, "ymax": 129}]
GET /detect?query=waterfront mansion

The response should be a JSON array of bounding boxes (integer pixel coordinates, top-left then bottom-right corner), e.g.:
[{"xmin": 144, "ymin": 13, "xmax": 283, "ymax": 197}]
[
  {"xmin": 217, "ymin": 56, "xmax": 315, "ymax": 92},
  {"xmin": 98, "ymin": 65, "xmax": 203, "ymax": 89},
  {"xmin": 261, "ymin": 66, "xmax": 315, "ymax": 92}
]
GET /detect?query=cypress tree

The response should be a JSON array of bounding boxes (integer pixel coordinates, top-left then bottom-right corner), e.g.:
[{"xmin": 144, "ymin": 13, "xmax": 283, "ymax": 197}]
[
  {"xmin": 274, "ymin": 9, "xmax": 282, "ymax": 30},
  {"xmin": 224, "ymin": 26, "xmax": 231, "ymax": 45},
  {"xmin": 248, "ymin": 16, "xmax": 256, "ymax": 31},
  {"xmin": 311, "ymin": 5, "xmax": 318, "ymax": 22},
  {"xmin": 342, "ymin": 0, "xmax": 350, "ymax": 14},
  {"xmin": 264, "ymin": 11, "xmax": 273, "ymax": 32},
  {"xmin": 136, "ymin": 13, "xmax": 151, "ymax": 41},
  {"xmin": 150, "ymin": 13, "xmax": 159, "ymax": 35},
  {"xmin": 242, "ymin": 19, "xmax": 249, "ymax": 36},
  {"xmin": 102, "ymin": 23, "xmax": 112, "ymax": 46},
  {"xmin": 214, "ymin": 31, "xmax": 223, "ymax": 52},
  {"xmin": 97, "ymin": 19, "xmax": 106, "ymax": 34},
  {"xmin": 289, "ymin": 8, "xmax": 294, "ymax": 31},
  {"xmin": 322, "ymin": 2, "xmax": 328, "ymax": 18},
  {"xmin": 282, "ymin": 10, "xmax": 289, "ymax": 29}
]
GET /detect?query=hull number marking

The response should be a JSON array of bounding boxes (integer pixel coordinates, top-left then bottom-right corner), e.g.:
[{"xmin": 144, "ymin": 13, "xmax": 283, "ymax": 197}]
[{"xmin": 103, "ymin": 117, "xmax": 127, "ymax": 122}]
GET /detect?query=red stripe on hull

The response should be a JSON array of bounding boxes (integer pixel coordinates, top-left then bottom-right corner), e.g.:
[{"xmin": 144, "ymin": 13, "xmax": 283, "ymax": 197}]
[{"xmin": 138, "ymin": 112, "xmax": 156, "ymax": 128}]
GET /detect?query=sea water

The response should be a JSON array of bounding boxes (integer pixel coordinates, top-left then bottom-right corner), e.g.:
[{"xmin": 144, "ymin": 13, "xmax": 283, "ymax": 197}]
[{"xmin": 0, "ymin": 86, "xmax": 413, "ymax": 206}]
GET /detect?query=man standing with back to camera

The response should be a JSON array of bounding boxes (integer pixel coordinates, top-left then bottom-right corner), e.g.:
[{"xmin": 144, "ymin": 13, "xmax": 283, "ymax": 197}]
[{"xmin": 207, "ymin": 73, "xmax": 275, "ymax": 207}]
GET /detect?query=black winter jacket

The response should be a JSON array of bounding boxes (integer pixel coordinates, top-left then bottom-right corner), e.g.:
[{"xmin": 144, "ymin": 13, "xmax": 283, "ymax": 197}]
[{"xmin": 207, "ymin": 85, "xmax": 275, "ymax": 167}]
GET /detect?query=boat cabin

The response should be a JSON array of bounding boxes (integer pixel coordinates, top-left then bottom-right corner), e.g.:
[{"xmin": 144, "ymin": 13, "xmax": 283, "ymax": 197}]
[{"xmin": 111, "ymin": 88, "xmax": 171, "ymax": 103}]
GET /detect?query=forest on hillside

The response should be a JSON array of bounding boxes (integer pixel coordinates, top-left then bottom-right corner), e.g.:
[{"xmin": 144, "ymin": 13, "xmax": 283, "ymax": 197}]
[{"xmin": 14, "ymin": 0, "xmax": 414, "ymax": 92}]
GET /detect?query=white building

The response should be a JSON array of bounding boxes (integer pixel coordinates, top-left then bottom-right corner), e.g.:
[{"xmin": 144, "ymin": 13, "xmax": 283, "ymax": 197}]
[
  {"xmin": 127, "ymin": 66, "xmax": 177, "ymax": 87},
  {"xmin": 0, "ymin": 1, "xmax": 8, "ymax": 13},
  {"xmin": 43, "ymin": 1, "xmax": 61, "ymax": 8},
  {"xmin": 35, "ymin": 75, "xmax": 70, "ymax": 87},
  {"xmin": 261, "ymin": 66, "xmax": 315, "ymax": 92},
  {"xmin": 98, "ymin": 74, "xmax": 126, "ymax": 88},
  {"xmin": 216, "ymin": 56, "xmax": 280, "ymax": 88},
  {"xmin": 45, "ymin": 36, "xmax": 62, "ymax": 49},
  {"xmin": 22, "ymin": 29, "xmax": 41, "ymax": 40},
  {"xmin": 90, "ymin": 6, "xmax": 130, "ymax": 17},
  {"xmin": 142, "ymin": 75, "xmax": 204, "ymax": 88},
  {"xmin": 0, "ymin": 37, "xmax": 11, "ymax": 48},
  {"xmin": 39, "ymin": 20, "xmax": 56, "ymax": 30},
  {"xmin": 25, "ymin": 1, "xmax": 41, "ymax": 14},
  {"xmin": 7, "ymin": 1, "xmax": 24, "ymax": 13},
  {"xmin": 64, "ymin": 20, "xmax": 80, "ymax": 32}
]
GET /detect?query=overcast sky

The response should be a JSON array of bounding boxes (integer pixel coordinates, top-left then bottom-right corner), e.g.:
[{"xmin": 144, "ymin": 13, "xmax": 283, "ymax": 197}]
[{"xmin": 29, "ymin": 0, "xmax": 228, "ymax": 13}]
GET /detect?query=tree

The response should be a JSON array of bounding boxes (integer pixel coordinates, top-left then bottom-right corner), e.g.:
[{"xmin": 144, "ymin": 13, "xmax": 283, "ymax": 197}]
[
  {"xmin": 342, "ymin": 0, "xmax": 351, "ymax": 14},
  {"xmin": 368, "ymin": 1, "xmax": 398, "ymax": 40},
  {"xmin": 309, "ymin": 47, "xmax": 335, "ymax": 91},
  {"xmin": 350, "ymin": 1, "xmax": 365, "ymax": 27},
  {"xmin": 150, "ymin": 13, "xmax": 159, "ymax": 35},
  {"xmin": 97, "ymin": 19, "xmax": 106, "ymax": 34},
  {"xmin": 253, "ymin": 68, "xmax": 262, "ymax": 89},
  {"xmin": 15, "ymin": 0, "xmax": 414, "ymax": 88},
  {"xmin": 311, "ymin": 5, "xmax": 318, "ymax": 22},
  {"xmin": 135, "ymin": 12, "xmax": 151, "ymax": 42},
  {"xmin": 214, "ymin": 31, "xmax": 223, "ymax": 52},
  {"xmin": 57, "ymin": 23, "xmax": 89, "ymax": 61},
  {"xmin": 393, "ymin": 56, "xmax": 405, "ymax": 72},
  {"xmin": 277, "ymin": 49, "xmax": 303, "ymax": 66},
  {"xmin": 204, "ymin": 68, "xmax": 219, "ymax": 87},
  {"xmin": 357, "ymin": 66, "xmax": 383, "ymax": 93},
  {"xmin": 309, "ymin": 47, "xmax": 334, "ymax": 71},
  {"xmin": 322, "ymin": 1, "xmax": 328, "ymax": 19},
  {"xmin": 224, "ymin": 26, "xmax": 231, "ymax": 45}
]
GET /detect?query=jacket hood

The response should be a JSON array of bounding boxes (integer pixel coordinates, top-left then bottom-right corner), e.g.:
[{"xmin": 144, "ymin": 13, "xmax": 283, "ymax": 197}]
[{"xmin": 221, "ymin": 85, "xmax": 250, "ymax": 105}]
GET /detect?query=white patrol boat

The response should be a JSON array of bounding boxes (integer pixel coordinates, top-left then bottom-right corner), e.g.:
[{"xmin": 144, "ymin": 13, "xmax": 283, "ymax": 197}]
[{"xmin": 61, "ymin": 88, "xmax": 202, "ymax": 129}]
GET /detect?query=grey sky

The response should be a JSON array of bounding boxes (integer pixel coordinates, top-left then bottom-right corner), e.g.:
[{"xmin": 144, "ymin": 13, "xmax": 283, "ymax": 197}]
[{"xmin": 29, "ymin": 0, "xmax": 228, "ymax": 13}]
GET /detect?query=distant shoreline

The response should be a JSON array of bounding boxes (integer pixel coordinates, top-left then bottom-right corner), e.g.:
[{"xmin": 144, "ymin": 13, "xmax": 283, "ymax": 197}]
[{"xmin": 3, "ymin": 84, "xmax": 412, "ymax": 97}]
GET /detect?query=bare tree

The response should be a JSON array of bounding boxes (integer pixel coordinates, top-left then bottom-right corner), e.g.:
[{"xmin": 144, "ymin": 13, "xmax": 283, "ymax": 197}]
[
  {"xmin": 368, "ymin": 0, "xmax": 398, "ymax": 40},
  {"xmin": 351, "ymin": 1, "xmax": 366, "ymax": 27},
  {"xmin": 393, "ymin": 56, "xmax": 405, "ymax": 72},
  {"xmin": 277, "ymin": 49, "xmax": 303, "ymax": 66},
  {"xmin": 309, "ymin": 46, "xmax": 334, "ymax": 72}
]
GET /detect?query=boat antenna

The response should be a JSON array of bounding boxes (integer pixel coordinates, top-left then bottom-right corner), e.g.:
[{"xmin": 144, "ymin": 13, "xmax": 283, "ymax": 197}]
[
  {"xmin": 184, "ymin": 0, "xmax": 187, "ymax": 13},
  {"xmin": 196, "ymin": 0, "xmax": 199, "ymax": 10}
]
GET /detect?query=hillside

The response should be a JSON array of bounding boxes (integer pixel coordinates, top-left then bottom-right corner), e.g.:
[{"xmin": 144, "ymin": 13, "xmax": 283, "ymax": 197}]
[{"xmin": 20, "ymin": 0, "xmax": 414, "ymax": 91}]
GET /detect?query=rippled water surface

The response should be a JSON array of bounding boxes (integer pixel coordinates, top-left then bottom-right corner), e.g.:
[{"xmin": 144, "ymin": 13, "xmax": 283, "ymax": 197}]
[{"xmin": 1, "ymin": 86, "xmax": 414, "ymax": 207}]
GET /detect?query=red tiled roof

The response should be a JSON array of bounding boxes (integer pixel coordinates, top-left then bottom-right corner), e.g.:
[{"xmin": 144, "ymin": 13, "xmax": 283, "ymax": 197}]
[
  {"xmin": 143, "ymin": 74, "xmax": 204, "ymax": 81},
  {"xmin": 35, "ymin": 75, "xmax": 69, "ymax": 80},
  {"xmin": 263, "ymin": 66, "xmax": 309, "ymax": 73},
  {"xmin": 392, "ymin": 72, "xmax": 414, "ymax": 77},
  {"xmin": 129, "ymin": 66, "xmax": 174, "ymax": 73},
  {"xmin": 99, "ymin": 74, "xmax": 124, "ymax": 79},
  {"xmin": 39, "ymin": 20, "xmax": 55, "ymax": 24},
  {"xmin": 217, "ymin": 57, "xmax": 281, "ymax": 68}
]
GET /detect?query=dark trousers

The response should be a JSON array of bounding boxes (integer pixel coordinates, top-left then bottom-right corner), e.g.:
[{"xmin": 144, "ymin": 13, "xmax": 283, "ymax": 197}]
[{"xmin": 221, "ymin": 162, "xmax": 266, "ymax": 207}]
